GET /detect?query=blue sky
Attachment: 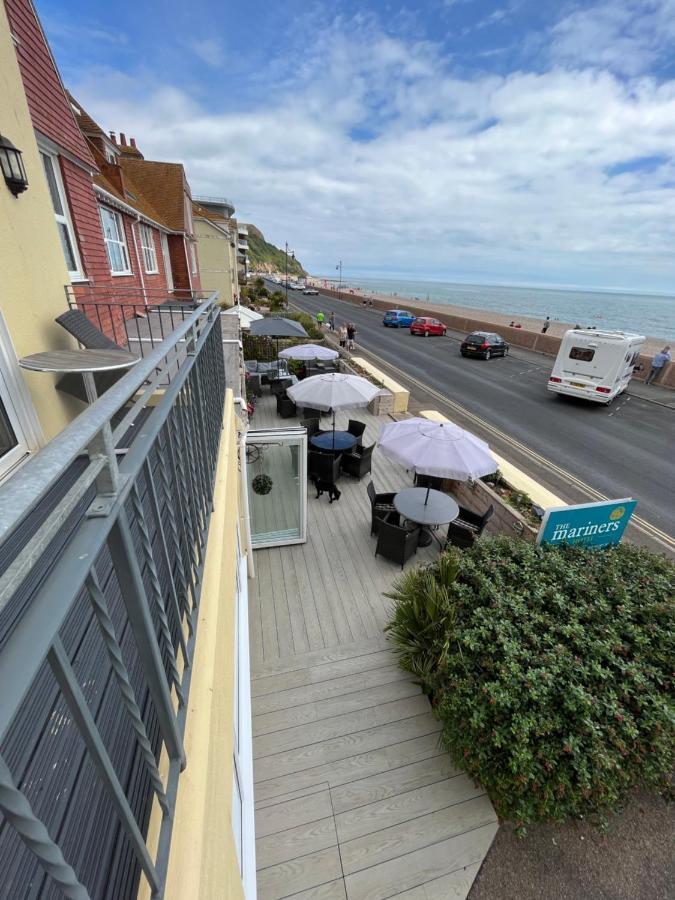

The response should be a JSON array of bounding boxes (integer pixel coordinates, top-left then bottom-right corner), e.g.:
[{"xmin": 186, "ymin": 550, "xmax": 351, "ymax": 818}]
[{"xmin": 40, "ymin": 0, "xmax": 675, "ymax": 293}]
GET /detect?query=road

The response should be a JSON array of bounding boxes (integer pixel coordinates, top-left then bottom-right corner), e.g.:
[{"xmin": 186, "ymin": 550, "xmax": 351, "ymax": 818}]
[{"xmin": 271, "ymin": 282, "xmax": 675, "ymax": 551}]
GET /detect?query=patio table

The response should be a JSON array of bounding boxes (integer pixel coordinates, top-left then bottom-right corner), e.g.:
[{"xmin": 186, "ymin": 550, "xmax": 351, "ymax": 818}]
[
  {"xmin": 310, "ymin": 431, "xmax": 357, "ymax": 452},
  {"xmin": 394, "ymin": 487, "xmax": 459, "ymax": 547}
]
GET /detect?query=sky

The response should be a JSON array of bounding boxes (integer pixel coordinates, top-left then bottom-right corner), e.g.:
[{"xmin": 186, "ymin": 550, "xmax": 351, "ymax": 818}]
[{"xmin": 39, "ymin": 0, "xmax": 675, "ymax": 293}]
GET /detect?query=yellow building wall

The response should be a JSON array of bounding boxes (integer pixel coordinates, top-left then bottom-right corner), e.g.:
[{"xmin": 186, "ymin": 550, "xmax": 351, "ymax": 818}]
[
  {"xmin": 0, "ymin": 6, "xmax": 80, "ymax": 440},
  {"xmin": 159, "ymin": 392, "xmax": 245, "ymax": 900},
  {"xmin": 195, "ymin": 218, "xmax": 237, "ymax": 308}
]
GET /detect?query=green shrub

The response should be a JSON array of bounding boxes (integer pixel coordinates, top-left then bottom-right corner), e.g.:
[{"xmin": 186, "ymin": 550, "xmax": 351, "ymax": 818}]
[{"xmin": 385, "ymin": 537, "xmax": 674, "ymax": 833}]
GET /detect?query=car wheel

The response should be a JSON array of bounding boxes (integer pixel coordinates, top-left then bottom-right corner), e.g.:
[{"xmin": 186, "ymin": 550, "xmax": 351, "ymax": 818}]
[
  {"xmin": 484, "ymin": 349, "xmax": 492, "ymax": 360},
  {"xmin": 424, "ymin": 330, "xmax": 429, "ymax": 337},
  {"xmin": 460, "ymin": 351, "xmax": 467, "ymax": 357}
]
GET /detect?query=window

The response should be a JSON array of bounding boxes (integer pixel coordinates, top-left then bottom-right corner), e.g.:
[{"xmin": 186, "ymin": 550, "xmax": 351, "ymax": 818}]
[
  {"xmin": 139, "ymin": 224, "xmax": 159, "ymax": 274},
  {"xmin": 39, "ymin": 151, "xmax": 82, "ymax": 280},
  {"xmin": 99, "ymin": 207, "xmax": 132, "ymax": 275},
  {"xmin": 569, "ymin": 347, "xmax": 595, "ymax": 362},
  {"xmin": 0, "ymin": 313, "xmax": 42, "ymax": 482},
  {"xmin": 190, "ymin": 241, "xmax": 198, "ymax": 275}
]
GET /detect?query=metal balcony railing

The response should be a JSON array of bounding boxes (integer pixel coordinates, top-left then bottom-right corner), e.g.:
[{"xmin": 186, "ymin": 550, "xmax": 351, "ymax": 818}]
[{"xmin": 0, "ymin": 296, "xmax": 226, "ymax": 897}]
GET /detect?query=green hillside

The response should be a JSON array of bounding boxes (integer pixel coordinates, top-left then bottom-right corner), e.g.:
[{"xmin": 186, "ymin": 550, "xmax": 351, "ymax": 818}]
[{"xmin": 245, "ymin": 224, "xmax": 306, "ymax": 277}]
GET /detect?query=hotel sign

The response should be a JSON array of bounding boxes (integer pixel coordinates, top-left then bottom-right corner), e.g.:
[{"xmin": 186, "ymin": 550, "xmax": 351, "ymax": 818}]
[{"xmin": 537, "ymin": 498, "xmax": 637, "ymax": 548}]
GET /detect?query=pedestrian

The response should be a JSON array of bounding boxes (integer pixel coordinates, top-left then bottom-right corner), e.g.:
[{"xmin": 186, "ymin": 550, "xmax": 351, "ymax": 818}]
[
  {"xmin": 338, "ymin": 324, "xmax": 347, "ymax": 348},
  {"xmin": 316, "ymin": 311, "xmax": 325, "ymax": 327},
  {"xmin": 329, "ymin": 311, "xmax": 336, "ymax": 331},
  {"xmin": 362, "ymin": 297, "xmax": 367, "ymax": 307},
  {"xmin": 346, "ymin": 322, "xmax": 356, "ymax": 351},
  {"xmin": 645, "ymin": 345, "xmax": 671, "ymax": 385},
  {"xmin": 541, "ymin": 316, "xmax": 550, "ymax": 334},
  {"xmin": 509, "ymin": 321, "xmax": 515, "ymax": 327},
  {"xmin": 368, "ymin": 298, "xmax": 374, "ymax": 308}
]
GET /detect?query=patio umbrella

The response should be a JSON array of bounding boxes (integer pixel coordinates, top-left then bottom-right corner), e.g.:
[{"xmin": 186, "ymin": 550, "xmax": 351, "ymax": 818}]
[
  {"xmin": 249, "ymin": 316, "xmax": 309, "ymax": 371},
  {"xmin": 378, "ymin": 418, "xmax": 497, "ymax": 504},
  {"xmin": 278, "ymin": 343, "xmax": 339, "ymax": 361},
  {"xmin": 287, "ymin": 373, "xmax": 380, "ymax": 449}
]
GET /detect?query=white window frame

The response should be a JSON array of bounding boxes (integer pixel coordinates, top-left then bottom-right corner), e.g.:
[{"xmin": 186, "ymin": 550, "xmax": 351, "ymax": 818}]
[
  {"xmin": 139, "ymin": 223, "xmax": 159, "ymax": 274},
  {"xmin": 190, "ymin": 241, "xmax": 198, "ymax": 275},
  {"xmin": 38, "ymin": 147, "xmax": 83, "ymax": 282},
  {"xmin": 0, "ymin": 313, "xmax": 44, "ymax": 483},
  {"xmin": 99, "ymin": 206, "xmax": 132, "ymax": 276}
]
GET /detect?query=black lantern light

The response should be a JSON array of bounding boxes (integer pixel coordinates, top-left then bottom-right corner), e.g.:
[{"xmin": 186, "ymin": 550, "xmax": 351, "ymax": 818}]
[{"xmin": 0, "ymin": 135, "xmax": 29, "ymax": 197}]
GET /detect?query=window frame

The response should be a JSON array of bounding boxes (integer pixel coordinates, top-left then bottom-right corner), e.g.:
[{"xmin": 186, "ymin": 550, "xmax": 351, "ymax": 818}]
[
  {"xmin": 38, "ymin": 147, "xmax": 83, "ymax": 282},
  {"xmin": 139, "ymin": 223, "xmax": 159, "ymax": 274},
  {"xmin": 190, "ymin": 241, "xmax": 198, "ymax": 275},
  {"xmin": 569, "ymin": 347, "xmax": 595, "ymax": 362},
  {"xmin": 99, "ymin": 206, "xmax": 133, "ymax": 276}
]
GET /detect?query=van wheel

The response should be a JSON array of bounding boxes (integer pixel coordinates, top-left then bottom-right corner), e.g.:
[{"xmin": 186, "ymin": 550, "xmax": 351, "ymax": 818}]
[{"xmin": 484, "ymin": 349, "xmax": 492, "ymax": 360}]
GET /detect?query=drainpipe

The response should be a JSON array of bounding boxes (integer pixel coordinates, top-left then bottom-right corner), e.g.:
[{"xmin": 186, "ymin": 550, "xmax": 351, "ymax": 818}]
[{"xmin": 238, "ymin": 425, "xmax": 255, "ymax": 578}]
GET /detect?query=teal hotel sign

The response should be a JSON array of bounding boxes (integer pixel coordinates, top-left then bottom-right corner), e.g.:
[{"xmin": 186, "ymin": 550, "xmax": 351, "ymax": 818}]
[{"xmin": 538, "ymin": 498, "xmax": 637, "ymax": 548}]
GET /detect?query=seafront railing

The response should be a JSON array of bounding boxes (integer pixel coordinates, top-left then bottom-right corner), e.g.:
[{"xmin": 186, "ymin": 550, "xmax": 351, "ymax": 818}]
[{"xmin": 0, "ymin": 295, "xmax": 225, "ymax": 897}]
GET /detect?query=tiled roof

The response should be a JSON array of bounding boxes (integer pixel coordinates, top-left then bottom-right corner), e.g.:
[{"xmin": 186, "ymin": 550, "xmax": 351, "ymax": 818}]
[
  {"xmin": 93, "ymin": 170, "xmax": 168, "ymax": 229},
  {"xmin": 119, "ymin": 158, "xmax": 188, "ymax": 232},
  {"xmin": 66, "ymin": 92, "xmax": 109, "ymax": 142}
]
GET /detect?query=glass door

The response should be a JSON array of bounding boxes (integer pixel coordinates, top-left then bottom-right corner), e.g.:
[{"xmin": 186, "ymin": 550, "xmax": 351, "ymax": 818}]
[{"xmin": 246, "ymin": 428, "xmax": 307, "ymax": 547}]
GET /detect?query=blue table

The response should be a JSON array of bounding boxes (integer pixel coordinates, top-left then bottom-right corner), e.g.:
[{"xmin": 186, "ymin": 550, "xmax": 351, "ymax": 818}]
[{"xmin": 310, "ymin": 431, "xmax": 357, "ymax": 452}]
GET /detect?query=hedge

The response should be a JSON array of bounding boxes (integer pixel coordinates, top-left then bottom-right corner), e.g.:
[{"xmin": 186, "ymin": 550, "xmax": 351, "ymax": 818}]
[{"xmin": 385, "ymin": 538, "xmax": 674, "ymax": 833}]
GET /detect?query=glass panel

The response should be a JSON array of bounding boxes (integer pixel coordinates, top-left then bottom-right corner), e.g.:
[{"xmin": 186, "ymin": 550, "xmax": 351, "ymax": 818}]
[
  {"xmin": 570, "ymin": 347, "xmax": 595, "ymax": 362},
  {"xmin": 247, "ymin": 433, "xmax": 305, "ymax": 546},
  {"xmin": 58, "ymin": 222, "xmax": 77, "ymax": 272},
  {"xmin": 0, "ymin": 397, "xmax": 18, "ymax": 457},
  {"xmin": 40, "ymin": 153, "xmax": 63, "ymax": 215}
]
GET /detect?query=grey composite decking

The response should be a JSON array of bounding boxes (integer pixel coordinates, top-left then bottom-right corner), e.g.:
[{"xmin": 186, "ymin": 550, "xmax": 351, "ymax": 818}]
[{"xmin": 249, "ymin": 392, "xmax": 497, "ymax": 899}]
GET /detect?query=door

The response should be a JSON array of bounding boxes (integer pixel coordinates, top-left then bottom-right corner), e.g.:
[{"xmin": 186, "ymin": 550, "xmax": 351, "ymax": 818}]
[
  {"xmin": 246, "ymin": 428, "xmax": 307, "ymax": 547},
  {"xmin": 160, "ymin": 232, "xmax": 174, "ymax": 291}
]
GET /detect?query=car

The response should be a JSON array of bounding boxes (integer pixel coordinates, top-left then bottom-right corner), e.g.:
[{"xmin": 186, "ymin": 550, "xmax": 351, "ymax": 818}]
[
  {"xmin": 410, "ymin": 316, "xmax": 447, "ymax": 336},
  {"xmin": 303, "ymin": 288, "xmax": 319, "ymax": 295},
  {"xmin": 383, "ymin": 309, "xmax": 416, "ymax": 327},
  {"xmin": 460, "ymin": 331, "xmax": 509, "ymax": 359}
]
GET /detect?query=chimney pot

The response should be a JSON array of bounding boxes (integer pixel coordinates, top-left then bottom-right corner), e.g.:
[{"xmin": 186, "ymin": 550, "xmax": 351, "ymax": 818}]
[
  {"xmin": 130, "ymin": 137, "xmax": 137, "ymax": 149},
  {"xmin": 120, "ymin": 133, "xmax": 127, "ymax": 146},
  {"xmin": 109, "ymin": 131, "xmax": 116, "ymax": 143}
]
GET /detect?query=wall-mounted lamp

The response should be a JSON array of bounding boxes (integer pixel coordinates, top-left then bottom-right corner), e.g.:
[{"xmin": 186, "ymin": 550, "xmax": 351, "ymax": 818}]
[{"xmin": 0, "ymin": 135, "xmax": 29, "ymax": 197}]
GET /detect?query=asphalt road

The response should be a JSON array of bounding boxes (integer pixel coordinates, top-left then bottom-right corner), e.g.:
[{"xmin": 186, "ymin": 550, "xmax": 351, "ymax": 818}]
[{"xmin": 270, "ymin": 282, "xmax": 675, "ymax": 550}]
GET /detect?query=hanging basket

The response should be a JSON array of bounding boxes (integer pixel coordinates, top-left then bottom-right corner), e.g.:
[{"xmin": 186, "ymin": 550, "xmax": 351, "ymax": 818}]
[{"xmin": 252, "ymin": 473, "xmax": 273, "ymax": 495}]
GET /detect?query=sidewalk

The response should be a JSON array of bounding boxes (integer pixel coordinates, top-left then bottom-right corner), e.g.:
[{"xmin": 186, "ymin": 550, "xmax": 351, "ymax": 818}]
[{"xmin": 625, "ymin": 379, "xmax": 675, "ymax": 408}]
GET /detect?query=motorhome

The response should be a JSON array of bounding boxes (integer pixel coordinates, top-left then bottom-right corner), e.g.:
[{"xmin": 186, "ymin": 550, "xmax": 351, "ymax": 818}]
[{"xmin": 547, "ymin": 330, "xmax": 645, "ymax": 404}]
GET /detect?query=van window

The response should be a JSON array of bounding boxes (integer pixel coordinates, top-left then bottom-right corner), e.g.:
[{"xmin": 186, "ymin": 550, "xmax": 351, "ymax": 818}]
[{"xmin": 569, "ymin": 347, "xmax": 595, "ymax": 362}]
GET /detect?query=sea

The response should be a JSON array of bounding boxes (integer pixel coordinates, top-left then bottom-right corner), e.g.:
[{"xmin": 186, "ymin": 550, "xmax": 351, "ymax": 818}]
[{"xmin": 315, "ymin": 276, "xmax": 675, "ymax": 341}]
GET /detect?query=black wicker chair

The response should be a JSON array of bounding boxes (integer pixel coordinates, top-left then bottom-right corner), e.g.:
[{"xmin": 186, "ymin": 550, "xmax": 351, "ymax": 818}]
[
  {"xmin": 414, "ymin": 473, "xmax": 444, "ymax": 490},
  {"xmin": 276, "ymin": 392, "xmax": 297, "ymax": 418},
  {"xmin": 446, "ymin": 504, "xmax": 494, "ymax": 549},
  {"xmin": 347, "ymin": 419, "xmax": 366, "ymax": 448},
  {"xmin": 270, "ymin": 377, "xmax": 293, "ymax": 396},
  {"xmin": 299, "ymin": 406, "xmax": 323, "ymax": 420},
  {"xmin": 367, "ymin": 481, "xmax": 397, "ymax": 535},
  {"xmin": 340, "ymin": 443, "xmax": 374, "ymax": 479},
  {"xmin": 308, "ymin": 451, "xmax": 341, "ymax": 484},
  {"xmin": 375, "ymin": 514, "xmax": 421, "ymax": 568},
  {"xmin": 300, "ymin": 417, "xmax": 321, "ymax": 439},
  {"xmin": 54, "ymin": 309, "xmax": 132, "ymax": 400}
]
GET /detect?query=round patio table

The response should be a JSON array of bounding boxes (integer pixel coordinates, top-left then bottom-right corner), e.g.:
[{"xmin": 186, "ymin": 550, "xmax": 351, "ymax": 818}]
[
  {"xmin": 310, "ymin": 431, "xmax": 357, "ymax": 452},
  {"xmin": 394, "ymin": 487, "xmax": 459, "ymax": 547},
  {"xmin": 19, "ymin": 348, "xmax": 139, "ymax": 402}
]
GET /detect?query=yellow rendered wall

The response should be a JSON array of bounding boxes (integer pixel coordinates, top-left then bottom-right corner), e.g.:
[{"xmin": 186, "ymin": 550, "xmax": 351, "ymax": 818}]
[
  {"xmin": 0, "ymin": 7, "xmax": 79, "ymax": 439},
  {"xmin": 161, "ymin": 391, "xmax": 245, "ymax": 900},
  {"xmin": 195, "ymin": 218, "xmax": 236, "ymax": 307}
]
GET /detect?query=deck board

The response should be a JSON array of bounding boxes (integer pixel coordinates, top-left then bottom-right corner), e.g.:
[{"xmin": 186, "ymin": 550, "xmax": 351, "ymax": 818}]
[{"xmin": 249, "ymin": 392, "xmax": 497, "ymax": 900}]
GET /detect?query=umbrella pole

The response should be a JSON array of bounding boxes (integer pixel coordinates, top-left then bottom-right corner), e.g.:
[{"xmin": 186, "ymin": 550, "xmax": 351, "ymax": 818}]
[
  {"xmin": 332, "ymin": 409, "xmax": 336, "ymax": 451},
  {"xmin": 424, "ymin": 484, "xmax": 431, "ymax": 505}
]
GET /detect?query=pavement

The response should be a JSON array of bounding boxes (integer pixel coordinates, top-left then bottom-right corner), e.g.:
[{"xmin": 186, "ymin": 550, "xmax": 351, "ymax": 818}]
[{"xmin": 272, "ymin": 282, "xmax": 675, "ymax": 554}]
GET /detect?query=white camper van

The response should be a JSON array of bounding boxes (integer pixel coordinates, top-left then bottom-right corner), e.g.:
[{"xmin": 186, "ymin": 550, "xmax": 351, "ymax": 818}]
[{"xmin": 548, "ymin": 330, "xmax": 645, "ymax": 404}]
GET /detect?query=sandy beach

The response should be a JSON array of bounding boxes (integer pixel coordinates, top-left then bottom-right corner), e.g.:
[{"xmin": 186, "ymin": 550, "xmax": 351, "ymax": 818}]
[{"xmin": 309, "ymin": 280, "xmax": 667, "ymax": 356}]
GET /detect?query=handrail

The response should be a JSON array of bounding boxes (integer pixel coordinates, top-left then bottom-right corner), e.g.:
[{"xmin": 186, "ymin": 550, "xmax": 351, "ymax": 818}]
[{"xmin": 0, "ymin": 295, "xmax": 217, "ymax": 546}]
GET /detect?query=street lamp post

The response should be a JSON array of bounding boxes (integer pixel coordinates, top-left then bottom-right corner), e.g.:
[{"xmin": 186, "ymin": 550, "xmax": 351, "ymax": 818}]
[
  {"xmin": 337, "ymin": 260, "xmax": 342, "ymax": 302},
  {"xmin": 285, "ymin": 242, "xmax": 294, "ymax": 307}
]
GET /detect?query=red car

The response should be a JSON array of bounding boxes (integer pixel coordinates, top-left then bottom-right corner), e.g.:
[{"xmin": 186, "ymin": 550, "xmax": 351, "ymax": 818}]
[{"xmin": 410, "ymin": 316, "xmax": 447, "ymax": 336}]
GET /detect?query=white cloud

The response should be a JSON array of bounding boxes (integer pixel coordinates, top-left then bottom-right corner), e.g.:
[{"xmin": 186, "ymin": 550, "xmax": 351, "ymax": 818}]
[
  {"xmin": 67, "ymin": 12, "xmax": 675, "ymax": 290},
  {"xmin": 190, "ymin": 38, "xmax": 224, "ymax": 68}
]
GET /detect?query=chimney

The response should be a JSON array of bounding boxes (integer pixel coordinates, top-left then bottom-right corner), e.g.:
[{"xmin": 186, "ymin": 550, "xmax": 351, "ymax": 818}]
[
  {"xmin": 109, "ymin": 131, "xmax": 116, "ymax": 144},
  {"xmin": 130, "ymin": 137, "xmax": 137, "ymax": 149},
  {"xmin": 120, "ymin": 133, "xmax": 127, "ymax": 146}
]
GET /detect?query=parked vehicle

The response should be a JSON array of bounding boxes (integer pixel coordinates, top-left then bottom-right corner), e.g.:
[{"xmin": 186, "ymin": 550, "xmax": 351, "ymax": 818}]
[
  {"xmin": 303, "ymin": 288, "xmax": 319, "ymax": 295},
  {"xmin": 548, "ymin": 330, "xmax": 645, "ymax": 404},
  {"xmin": 383, "ymin": 309, "xmax": 416, "ymax": 327},
  {"xmin": 460, "ymin": 331, "xmax": 509, "ymax": 359},
  {"xmin": 410, "ymin": 317, "xmax": 447, "ymax": 336}
]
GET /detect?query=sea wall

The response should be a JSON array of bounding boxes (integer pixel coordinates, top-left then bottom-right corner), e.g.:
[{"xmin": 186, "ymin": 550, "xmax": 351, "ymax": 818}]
[{"xmin": 312, "ymin": 287, "xmax": 675, "ymax": 389}]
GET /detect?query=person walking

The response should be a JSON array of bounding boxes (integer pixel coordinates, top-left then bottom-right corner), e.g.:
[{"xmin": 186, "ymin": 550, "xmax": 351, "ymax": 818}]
[
  {"xmin": 338, "ymin": 324, "xmax": 348, "ymax": 348},
  {"xmin": 346, "ymin": 322, "xmax": 357, "ymax": 351},
  {"xmin": 368, "ymin": 298, "xmax": 374, "ymax": 308},
  {"xmin": 329, "ymin": 311, "xmax": 336, "ymax": 331},
  {"xmin": 541, "ymin": 316, "xmax": 550, "ymax": 334},
  {"xmin": 316, "ymin": 311, "xmax": 325, "ymax": 327},
  {"xmin": 645, "ymin": 346, "xmax": 671, "ymax": 384}
]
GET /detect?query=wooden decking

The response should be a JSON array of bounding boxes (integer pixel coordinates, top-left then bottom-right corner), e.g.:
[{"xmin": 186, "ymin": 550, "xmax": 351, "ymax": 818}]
[{"xmin": 249, "ymin": 393, "xmax": 497, "ymax": 899}]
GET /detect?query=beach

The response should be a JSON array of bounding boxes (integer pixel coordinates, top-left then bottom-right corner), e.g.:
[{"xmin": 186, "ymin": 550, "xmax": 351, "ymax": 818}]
[{"xmin": 309, "ymin": 279, "xmax": 668, "ymax": 356}]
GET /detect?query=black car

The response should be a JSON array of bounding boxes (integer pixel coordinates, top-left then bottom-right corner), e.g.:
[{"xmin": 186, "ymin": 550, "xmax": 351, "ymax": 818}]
[{"xmin": 460, "ymin": 331, "xmax": 509, "ymax": 360}]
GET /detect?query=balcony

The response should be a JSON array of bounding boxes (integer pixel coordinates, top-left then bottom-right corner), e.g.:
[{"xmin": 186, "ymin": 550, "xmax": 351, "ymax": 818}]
[
  {"xmin": 238, "ymin": 240, "xmax": 249, "ymax": 252},
  {"xmin": 192, "ymin": 195, "xmax": 236, "ymax": 219},
  {"xmin": 0, "ymin": 299, "xmax": 243, "ymax": 898},
  {"xmin": 237, "ymin": 224, "xmax": 248, "ymax": 237}
]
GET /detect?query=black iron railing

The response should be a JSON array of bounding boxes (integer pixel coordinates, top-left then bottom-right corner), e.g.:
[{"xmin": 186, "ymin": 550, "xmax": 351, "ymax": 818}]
[{"xmin": 0, "ymin": 296, "xmax": 225, "ymax": 897}]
